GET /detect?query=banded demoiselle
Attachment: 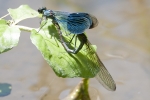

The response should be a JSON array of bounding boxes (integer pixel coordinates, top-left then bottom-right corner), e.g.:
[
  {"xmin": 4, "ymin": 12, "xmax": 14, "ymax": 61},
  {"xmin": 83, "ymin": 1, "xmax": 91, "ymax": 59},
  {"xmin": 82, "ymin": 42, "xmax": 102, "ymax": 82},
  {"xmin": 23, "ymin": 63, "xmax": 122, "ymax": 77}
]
[
  {"xmin": 38, "ymin": 7, "xmax": 116, "ymax": 91},
  {"xmin": 38, "ymin": 7, "xmax": 98, "ymax": 54}
]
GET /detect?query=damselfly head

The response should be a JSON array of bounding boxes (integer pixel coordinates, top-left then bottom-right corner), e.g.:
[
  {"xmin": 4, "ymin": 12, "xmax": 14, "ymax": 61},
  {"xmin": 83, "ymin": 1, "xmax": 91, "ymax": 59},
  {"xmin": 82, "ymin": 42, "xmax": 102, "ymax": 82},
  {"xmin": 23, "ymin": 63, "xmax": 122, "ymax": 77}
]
[
  {"xmin": 38, "ymin": 7, "xmax": 47, "ymax": 14},
  {"xmin": 38, "ymin": 7, "xmax": 54, "ymax": 19}
]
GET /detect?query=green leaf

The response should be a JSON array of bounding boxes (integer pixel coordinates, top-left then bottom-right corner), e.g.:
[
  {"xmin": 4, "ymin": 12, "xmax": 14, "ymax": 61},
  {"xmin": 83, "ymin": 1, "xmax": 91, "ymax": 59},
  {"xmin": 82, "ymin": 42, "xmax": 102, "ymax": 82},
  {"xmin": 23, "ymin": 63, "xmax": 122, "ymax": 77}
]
[
  {"xmin": 8, "ymin": 5, "xmax": 39, "ymax": 23},
  {"xmin": 0, "ymin": 19, "xmax": 20, "ymax": 54},
  {"xmin": 30, "ymin": 19, "xmax": 99, "ymax": 78},
  {"xmin": 0, "ymin": 19, "xmax": 7, "ymax": 25}
]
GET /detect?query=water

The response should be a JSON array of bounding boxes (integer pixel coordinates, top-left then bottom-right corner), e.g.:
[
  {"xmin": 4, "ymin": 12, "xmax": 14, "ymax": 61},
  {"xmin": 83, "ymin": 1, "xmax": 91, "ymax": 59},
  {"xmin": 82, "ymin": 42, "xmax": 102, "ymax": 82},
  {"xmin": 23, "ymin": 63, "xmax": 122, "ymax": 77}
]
[{"xmin": 0, "ymin": 0, "xmax": 150, "ymax": 100}]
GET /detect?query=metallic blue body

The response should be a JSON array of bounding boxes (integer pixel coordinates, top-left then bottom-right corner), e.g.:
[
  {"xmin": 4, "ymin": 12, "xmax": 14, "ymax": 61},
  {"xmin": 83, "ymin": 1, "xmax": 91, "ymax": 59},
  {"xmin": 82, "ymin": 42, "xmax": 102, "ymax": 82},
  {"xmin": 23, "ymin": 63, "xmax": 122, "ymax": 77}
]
[{"xmin": 38, "ymin": 8, "xmax": 98, "ymax": 34}]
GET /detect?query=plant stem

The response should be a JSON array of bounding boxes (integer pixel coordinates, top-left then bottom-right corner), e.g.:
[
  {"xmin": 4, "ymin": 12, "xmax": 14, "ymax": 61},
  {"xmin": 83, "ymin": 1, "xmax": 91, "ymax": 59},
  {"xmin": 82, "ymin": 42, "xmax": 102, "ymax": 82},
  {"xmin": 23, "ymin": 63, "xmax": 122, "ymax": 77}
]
[
  {"xmin": 15, "ymin": 25, "xmax": 35, "ymax": 32},
  {"xmin": 0, "ymin": 13, "xmax": 9, "ymax": 19},
  {"xmin": 63, "ymin": 78, "xmax": 91, "ymax": 100}
]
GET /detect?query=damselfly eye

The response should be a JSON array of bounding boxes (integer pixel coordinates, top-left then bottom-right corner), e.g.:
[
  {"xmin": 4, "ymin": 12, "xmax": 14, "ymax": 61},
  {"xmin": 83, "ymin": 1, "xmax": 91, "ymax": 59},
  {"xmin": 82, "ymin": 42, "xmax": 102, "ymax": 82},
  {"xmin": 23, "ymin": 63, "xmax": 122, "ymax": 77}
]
[{"xmin": 38, "ymin": 8, "xmax": 43, "ymax": 14}]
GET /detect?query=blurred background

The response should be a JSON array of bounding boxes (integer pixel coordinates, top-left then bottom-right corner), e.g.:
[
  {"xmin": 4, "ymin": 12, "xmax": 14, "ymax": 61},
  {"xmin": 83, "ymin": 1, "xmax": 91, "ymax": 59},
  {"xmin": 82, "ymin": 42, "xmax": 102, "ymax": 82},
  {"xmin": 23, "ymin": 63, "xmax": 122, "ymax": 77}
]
[{"xmin": 0, "ymin": 0, "xmax": 150, "ymax": 100}]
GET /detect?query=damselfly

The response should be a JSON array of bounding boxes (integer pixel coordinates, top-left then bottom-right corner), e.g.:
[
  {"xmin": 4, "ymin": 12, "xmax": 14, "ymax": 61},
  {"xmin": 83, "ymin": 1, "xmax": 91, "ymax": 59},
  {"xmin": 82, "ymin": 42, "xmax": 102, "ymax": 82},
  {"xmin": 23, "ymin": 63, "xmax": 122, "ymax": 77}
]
[
  {"xmin": 38, "ymin": 7, "xmax": 98, "ymax": 54},
  {"xmin": 38, "ymin": 7, "xmax": 116, "ymax": 91}
]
